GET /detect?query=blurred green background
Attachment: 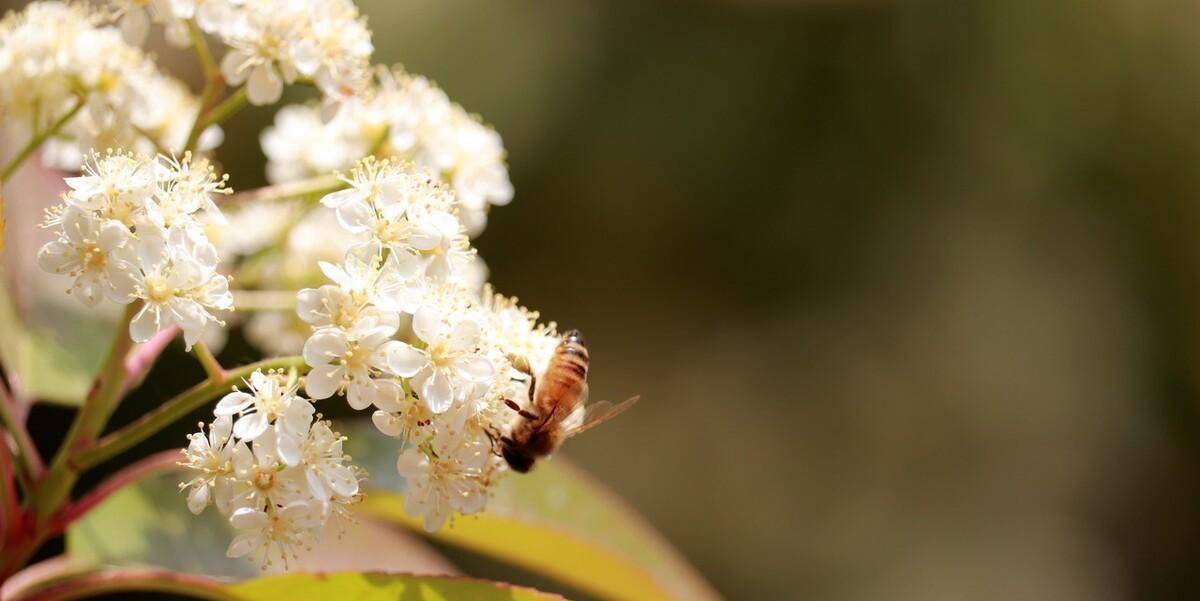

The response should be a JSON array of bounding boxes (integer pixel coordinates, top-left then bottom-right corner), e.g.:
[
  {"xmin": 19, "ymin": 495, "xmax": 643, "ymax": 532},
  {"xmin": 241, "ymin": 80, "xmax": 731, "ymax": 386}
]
[{"xmin": 15, "ymin": 0, "xmax": 1200, "ymax": 598}]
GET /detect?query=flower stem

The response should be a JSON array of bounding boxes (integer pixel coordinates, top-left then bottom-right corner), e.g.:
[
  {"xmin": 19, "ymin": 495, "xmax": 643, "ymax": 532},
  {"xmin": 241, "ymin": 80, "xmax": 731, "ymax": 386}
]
[
  {"xmin": 182, "ymin": 19, "xmax": 224, "ymax": 154},
  {"xmin": 72, "ymin": 356, "xmax": 307, "ymax": 472},
  {"xmin": 191, "ymin": 342, "xmax": 225, "ymax": 383},
  {"xmin": 219, "ymin": 173, "xmax": 344, "ymax": 207},
  {"xmin": 186, "ymin": 20, "xmax": 218, "ymax": 81},
  {"xmin": 200, "ymin": 87, "xmax": 248, "ymax": 130},
  {"xmin": 0, "ymin": 96, "xmax": 85, "ymax": 185}
]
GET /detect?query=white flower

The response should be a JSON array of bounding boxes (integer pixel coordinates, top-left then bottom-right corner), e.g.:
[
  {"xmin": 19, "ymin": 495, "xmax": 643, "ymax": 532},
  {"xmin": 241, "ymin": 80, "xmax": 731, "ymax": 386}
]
[
  {"xmin": 215, "ymin": 0, "xmax": 371, "ymax": 106},
  {"xmin": 395, "ymin": 431, "xmax": 490, "ymax": 532},
  {"xmin": 214, "ymin": 370, "xmax": 314, "ymax": 465},
  {"xmin": 229, "ymin": 429, "xmax": 307, "ymax": 512},
  {"xmin": 302, "ymin": 323, "xmax": 403, "ymax": 410},
  {"xmin": 127, "ymin": 228, "xmax": 233, "ymax": 349},
  {"xmin": 226, "ymin": 501, "xmax": 322, "ymax": 567},
  {"xmin": 386, "ymin": 305, "xmax": 493, "ymax": 414},
  {"xmin": 262, "ymin": 67, "xmax": 514, "ymax": 238},
  {"xmin": 36, "ymin": 208, "xmax": 136, "ymax": 307},
  {"xmin": 179, "ymin": 415, "xmax": 236, "ymax": 515},
  {"xmin": 297, "ymin": 420, "xmax": 359, "ymax": 501}
]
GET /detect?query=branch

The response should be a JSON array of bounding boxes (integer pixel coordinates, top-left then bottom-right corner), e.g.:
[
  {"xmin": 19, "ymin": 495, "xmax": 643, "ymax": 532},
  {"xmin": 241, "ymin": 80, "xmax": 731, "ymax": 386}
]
[
  {"xmin": 30, "ymin": 304, "xmax": 139, "ymax": 526},
  {"xmin": 191, "ymin": 342, "xmax": 226, "ymax": 383},
  {"xmin": 53, "ymin": 449, "xmax": 180, "ymax": 531},
  {"xmin": 220, "ymin": 173, "xmax": 344, "ymax": 207},
  {"xmin": 0, "ymin": 96, "xmax": 85, "ymax": 184},
  {"xmin": 73, "ymin": 356, "xmax": 308, "ymax": 471}
]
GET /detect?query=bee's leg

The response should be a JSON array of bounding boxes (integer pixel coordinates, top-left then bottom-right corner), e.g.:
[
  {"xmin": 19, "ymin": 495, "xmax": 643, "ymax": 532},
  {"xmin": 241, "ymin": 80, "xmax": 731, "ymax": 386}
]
[{"xmin": 504, "ymin": 398, "xmax": 539, "ymax": 420}]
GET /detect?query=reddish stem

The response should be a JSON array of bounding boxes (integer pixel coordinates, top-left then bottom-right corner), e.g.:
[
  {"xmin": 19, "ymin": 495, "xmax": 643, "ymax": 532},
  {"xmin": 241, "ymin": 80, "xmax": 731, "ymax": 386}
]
[
  {"xmin": 10, "ymin": 567, "xmax": 235, "ymax": 601},
  {"xmin": 52, "ymin": 449, "xmax": 180, "ymax": 533}
]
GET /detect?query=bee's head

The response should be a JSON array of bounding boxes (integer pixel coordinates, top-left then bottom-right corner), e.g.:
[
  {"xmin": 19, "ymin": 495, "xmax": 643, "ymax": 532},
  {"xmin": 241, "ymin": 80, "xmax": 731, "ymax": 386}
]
[
  {"xmin": 502, "ymin": 445, "xmax": 536, "ymax": 473},
  {"xmin": 564, "ymin": 329, "xmax": 586, "ymax": 346}
]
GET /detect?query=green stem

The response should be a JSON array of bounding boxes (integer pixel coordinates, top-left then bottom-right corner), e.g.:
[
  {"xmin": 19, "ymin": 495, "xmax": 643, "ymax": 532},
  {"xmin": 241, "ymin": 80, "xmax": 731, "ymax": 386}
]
[
  {"xmin": 191, "ymin": 342, "xmax": 226, "ymax": 383},
  {"xmin": 187, "ymin": 20, "xmax": 218, "ymax": 80},
  {"xmin": 73, "ymin": 356, "xmax": 307, "ymax": 471},
  {"xmin": 182, "ymin": 19, "xmax": 224, "ymax": 154},
  {"xmin": 0, "ymin": 97, "xmax": 85, "ymax": 184},
  {"xmin": 220, "ymin": 173, "xmax": 343, "ymax": 207},
  {"xmin": 202, "ymin": 87, "xmax": 248, "ymax": 129},
  {"xmin": 184, "ymin": 86, "xmax": 247, "ymax": 152}
]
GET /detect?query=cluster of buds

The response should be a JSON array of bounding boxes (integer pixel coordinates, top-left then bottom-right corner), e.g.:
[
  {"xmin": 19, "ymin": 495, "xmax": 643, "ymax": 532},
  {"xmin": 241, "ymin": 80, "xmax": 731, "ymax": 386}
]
[
  {"xmin": 180, "ymin": 369, "xmax": 363, "ymax": 568},
  {"xmin": 37, "ymin": 151, "xmax": 233, "ymax": 348}
]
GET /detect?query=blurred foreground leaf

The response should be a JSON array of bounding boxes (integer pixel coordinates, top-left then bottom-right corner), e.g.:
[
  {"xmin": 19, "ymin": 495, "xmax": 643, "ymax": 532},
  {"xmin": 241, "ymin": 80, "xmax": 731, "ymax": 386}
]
[
  {"xmin": 11, "ymin": 568, "xmax": 562, "ymax": 600},
  {"xmin": 66, "ymin": 471, "xmax": 257, "ymax": 578},
  {"xmin": 0, "ymin": 277, "xmax": 113, "ymax": 405},
  {"xmin": 346, "ymin": 422, "xmax": 718, "ymax": 601},
  {"xmin": 66, "ymin": 421, "xmax": 716, "ymax": 601},
  {"xmin": 229, "ymin": 572, "xmax": 564, "ymax": 600}
]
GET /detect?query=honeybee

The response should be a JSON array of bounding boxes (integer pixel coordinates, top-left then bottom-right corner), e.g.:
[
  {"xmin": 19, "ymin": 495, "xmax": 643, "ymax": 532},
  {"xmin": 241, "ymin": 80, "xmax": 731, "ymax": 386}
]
[{"xmin": 498, "ymin": 329, "xmax": 639, "ymax": 472}]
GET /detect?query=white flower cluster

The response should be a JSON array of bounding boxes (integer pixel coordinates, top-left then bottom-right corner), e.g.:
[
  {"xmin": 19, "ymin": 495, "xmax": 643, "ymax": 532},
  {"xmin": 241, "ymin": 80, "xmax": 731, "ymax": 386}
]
[
  {"xmin": 109, "ymin": 0, "xmax": 373, "ymax": 105},
  {"xmin": 36, "ymin": 151, "xmax": 233, "ymax": 349},
  {"xmin": 0, "ymin": 2, "xmax": 216, "ymax": 170},
  {"xmin": 297, "ymin": 157, "xmax": 558, "ymax": 531},
  {"xmin": 262, "ymin": 67, "xmax": 513, "ymax": 236},
  {"xmin": 180, "ymin": 369, "xmax": 363, "ymax": 568}
]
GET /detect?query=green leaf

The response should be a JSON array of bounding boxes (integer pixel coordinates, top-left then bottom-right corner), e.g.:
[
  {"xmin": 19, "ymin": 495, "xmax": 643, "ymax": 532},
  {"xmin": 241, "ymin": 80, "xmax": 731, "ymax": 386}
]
[
  {"xmin": 344, "ymin": 422, "xmax": 718, "ymax": 601},
  {"xmin": 66, "ymin": 470, "xmax": 258, "ymax": 578},
  {"xmin": 228, "ymin": 572, "xmax": 565, "ymax": 601}
]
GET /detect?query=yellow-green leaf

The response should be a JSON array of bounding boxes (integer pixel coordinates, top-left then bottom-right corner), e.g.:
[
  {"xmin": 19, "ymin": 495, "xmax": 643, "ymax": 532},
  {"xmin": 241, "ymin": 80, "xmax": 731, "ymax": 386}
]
[
  {"xmin": 345, "ymin": 423, "xmax": 718, "ymax": 601},
  {"xmin": 9, "ymin": 568, "xmax": 563, "ymax": 601},
  {"xmin": 0, "ymin": 276, "xmax": 115, "ymax": 405},
  {"xmin": 229, "ymin": 572, "xmax": 565, "ymax": 601}
]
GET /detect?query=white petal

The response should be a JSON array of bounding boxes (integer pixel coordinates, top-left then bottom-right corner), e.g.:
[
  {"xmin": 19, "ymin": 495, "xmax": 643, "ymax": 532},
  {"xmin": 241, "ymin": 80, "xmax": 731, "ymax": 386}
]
[
  {"xmin": 246, "ymin": 64, "xmax": 284, "ymax": 105},
  {"xmin": 448, "ymin": 320, "xmax": 480, "ymax": 350},
  {"xmin": 225, "ymin": 533, "xmax": 260, "ymax": 558},
  {"xmin": 421, "ymin": 370, "xmax": 454, "ymax": 414},
  {"xmin": 129, "ymin": 305, "xmax": 160, "ymax": 343},
  {"xmin": 384, "ymin": 342, "xmax": 425, "ymax": 377},
  {"xmin": 230, "ymin": 507, "xmax": 268, "ymax": 530},
  {"xmin": 305, "ymin": 363, "xmax": 343, "ymax": 400},
  {"xmin": 276, "ymin": 431, "xmax": 302, "ymax": 467},
  {"xmin": 214, "ymin": 391, "xmax": 254, "ymax": 417},
  {"xmin": 412, "ymin": 305, "xmax": 444, "ymax": 344},
  {"xmin": 232, "ymin": 411, "xmax": 268, "ymax": 441},
  {"xmin": 186, "ymin": 485, "xmax": 210, "ymax": 514},
  {"xmin": 372, "ymin": 410, "xmax": 403, "ymax": 437},
  {"xmin": 303, "ymin": 328, "xmax": 348, "ymax": 367},
  {"xmin": 327, "ymin": 464, "xmax": 359, "ymax": 497},
  {"xmin": 346, "ymin": 381, "xmax": 373, "ymax": 410},
  {"xmin": 453, "ymin": 355, "xmax": 494, "ymax": 382}
]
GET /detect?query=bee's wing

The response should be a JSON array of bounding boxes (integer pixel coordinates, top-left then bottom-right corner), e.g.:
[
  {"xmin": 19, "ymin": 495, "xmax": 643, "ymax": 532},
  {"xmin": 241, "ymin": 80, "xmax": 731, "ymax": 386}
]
[{"xmin": 563, "ymin": 395, "xmax": 639, "ymax": 439}]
